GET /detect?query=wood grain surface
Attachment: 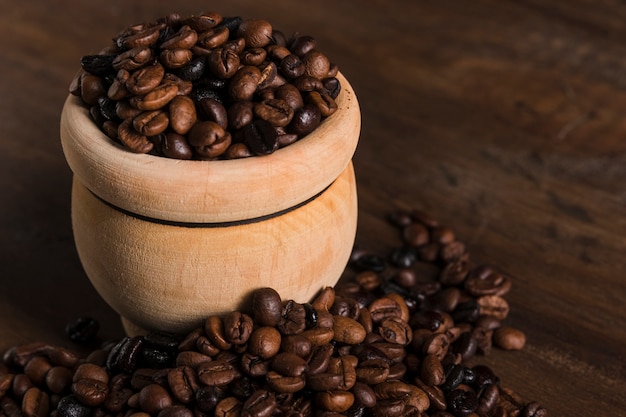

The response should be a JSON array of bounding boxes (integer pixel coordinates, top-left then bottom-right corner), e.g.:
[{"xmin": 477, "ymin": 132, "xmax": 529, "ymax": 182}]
[{"xmin": 1, "ymin": 1, "xmax": 624, "ymax": 415}]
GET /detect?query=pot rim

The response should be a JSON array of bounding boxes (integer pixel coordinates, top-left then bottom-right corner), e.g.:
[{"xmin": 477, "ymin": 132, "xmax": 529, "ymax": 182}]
[{"xmin": 61, "ymin": 72, "xmax": 360, "ymax": 223}]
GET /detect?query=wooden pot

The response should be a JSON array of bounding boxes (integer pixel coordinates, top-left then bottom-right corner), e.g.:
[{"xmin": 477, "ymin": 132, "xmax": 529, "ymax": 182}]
[{"xmin": 60, "ymin": 73, "xmax": 360, "ymax": 335}]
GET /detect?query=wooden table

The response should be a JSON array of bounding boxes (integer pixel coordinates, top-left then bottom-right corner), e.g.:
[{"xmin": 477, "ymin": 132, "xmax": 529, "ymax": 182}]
[{"xmin": 1, "ymin": 1, "xmax": 624, "ymax": 415}]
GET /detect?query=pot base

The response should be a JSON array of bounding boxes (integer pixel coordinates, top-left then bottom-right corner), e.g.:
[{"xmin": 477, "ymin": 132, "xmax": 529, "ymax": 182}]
[{"xmin": 72, "ymin": 163, "xmax": 358, "ymax": 335}]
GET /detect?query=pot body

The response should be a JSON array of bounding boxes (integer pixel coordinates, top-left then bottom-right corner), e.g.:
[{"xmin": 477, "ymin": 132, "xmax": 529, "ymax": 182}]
[{"xmin": 60, "ymin": 73, "xmax": 361, "ymax": 334}]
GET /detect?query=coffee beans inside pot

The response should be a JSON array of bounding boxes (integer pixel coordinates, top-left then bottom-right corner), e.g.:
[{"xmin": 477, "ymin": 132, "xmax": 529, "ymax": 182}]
[
  {"xmin": 70, "ymin": 11, "xmax": 342, "ymax": 160},
  {"xmin": 0, "ymin": 209, "xmax": 546, "ymax": 416}
]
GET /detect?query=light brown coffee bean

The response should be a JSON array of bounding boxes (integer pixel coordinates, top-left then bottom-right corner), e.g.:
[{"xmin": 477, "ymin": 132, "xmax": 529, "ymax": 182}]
[
  {"xmin": 133, "ymin": 110, "xmax": 169, "ymax": 136},
  {"xmin": 420, "ymin": 354, "xmax": 445, "ymax": 386},
  {"xmin": 315, "ymin": 390, "xmax": 354, "ymax": 413},
  {"xmin": 477, "ymin": 295, "xmax": 510, "ymax": 320},
  {"xmin": 332, "ymin": 316, "xmax": 366, "ymax": 345},
  {"xmin": 265, "ymin": 371, "xmax": 305, "ymax": 393},
  {"xmin": 237, "ymin": 19, "xmax": 273, "ymax": 48},
  {"xmin": 160, "ymin": 25, "xmax": 198, "ymax": 50},
  {"xmin": 271, "ymin": 352, "xmax": 307, "ymax": 377},
  {"xmin": 248, "ymin": 327, "xmax": 281, "ymax": 359},
  {"xmin": 126, "ymin": 64, "xmax": 165, "ymax": 95},
  {"xmin": 117, "ymin": 118, "xmax": 153, "ymax": 153},
  {"xmin": 22, "ymin": 387, "xmax": 49, "ymax": 417},
  {"xmin": 71, "ymin": 378, "xmax": 108, "ymax": 406},
  {"xmin": 493, "ymin": 326, "xmax": 526, "ymax": 350}
]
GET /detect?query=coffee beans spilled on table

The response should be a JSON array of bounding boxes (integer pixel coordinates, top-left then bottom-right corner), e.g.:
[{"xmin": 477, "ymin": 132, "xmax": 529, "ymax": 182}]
[
  {"xmin": 0, "ymin": 209, "xmax": 547, "ymax": 416},
  {"xmin": 70, "ymin": 11, "xmax": 341, "ymax": 160}
]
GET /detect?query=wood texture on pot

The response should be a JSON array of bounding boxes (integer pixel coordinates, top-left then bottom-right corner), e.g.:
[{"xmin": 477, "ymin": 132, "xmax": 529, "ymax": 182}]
[
  {"xmin": 71, "ymin": 163, "xmax": 358, "ymax": 334},
  {"xmin": 60, "ymin": 72, "xmax": 360, "ymax": 223}
]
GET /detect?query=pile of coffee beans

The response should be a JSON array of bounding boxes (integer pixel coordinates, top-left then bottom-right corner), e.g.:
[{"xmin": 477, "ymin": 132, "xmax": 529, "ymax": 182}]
[
  {"xmin": 0, "ymin": 209, "xmax": 546, "ymax": 416},
  {"xmin": 70, "ymin": 11, "xmax": 342, "ymax": 160}
]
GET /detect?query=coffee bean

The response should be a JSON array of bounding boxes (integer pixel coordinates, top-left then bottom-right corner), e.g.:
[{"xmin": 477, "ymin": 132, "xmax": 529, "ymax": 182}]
[
  {"xmin": 254, "ymin": 99, "xmax": 294, "ymax": 127},
  {"xmin": 188, "ymin": 120, "xmax": 232, "ymax": 159},
  {"xmin": 237, "ymin": 19, "xmax": 273, "ymax": 48},
  {"xmin": 241, "ymin": 389, "xmax": 275, "ymax": 417},
  {"xmin": 22, "ymin": 387, "xmax": 49, "ymax": 417},
  {"xmin": 447, "ymin": 388, "xmax": 478, "ymax": 417},
  {"xmin": 56, "ymin": 394, "xmax": 92, "ymax": 417},
  {"xmin": 241, "ymin": 119, "xmax": 279, "ymax": 156},
  {"xmin": 493, "ymin": 326, "xmax": 526, "ymax": 350},
  {"xmin": 251, "ymin": 287, "xmax": 283, "ymax": 327},
  {"xmin": 247, "ymin": 327, "xmax": 281, "ymax": 359}
]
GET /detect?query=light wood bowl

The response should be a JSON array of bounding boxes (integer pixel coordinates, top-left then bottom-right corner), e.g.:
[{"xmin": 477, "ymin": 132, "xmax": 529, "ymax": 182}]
[{"xmin": 60, "ymin": 73, "xmax": 360, "ymax": 335}]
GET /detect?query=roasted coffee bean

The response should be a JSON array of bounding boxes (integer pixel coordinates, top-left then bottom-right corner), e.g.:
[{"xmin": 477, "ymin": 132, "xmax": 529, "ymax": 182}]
[
  {"xmin": 241, "ymin": 119, "xmax": 279, "ymax": 156},
  {"xmin": 280, "ymin": 334, "xmax": 312, "ymax": 358},
  {"xmin": 227, "ymin": 100, "xmax": 254, "ymax": 130},
  {"xmin": 167, "ymin": 366, "xmax": 198, "ymax": 403},
  {"xmin": 332, "ymin": 316, "xmax": 366, "ymax": 345},
  {"xmin": 378, "ymin": 317, "xmax": 412, "ymax": 345},
  {"xmin": 369, "ymin": 297, "xmax": 403, "ymax": 323},
  {"xmin": 254, "ymin": 99, "xmax": 294, "ymax": 127},
  {"xmin": 126, "ymin": 64, "xmax": 165, "ymax": 95},
  {"xmin": 236, "ymin": 19, "xmax": 273, "ymax": 48},
  {"xmin": 351, "ymin": 253, "xmax": 386, "ymax": 273},
  {"xmin": 228, "ymin": 66, "xmax": 261, "ymax": 101},
  {"xmin": 106, "ymin": 336, "xmax": 144, "ymax": 374},
  {"xmin": 301, "ymin": 50, "xmax": 330, "ymax": 79},
  {"xmin": 477, "ymin": 296, "xmax": 509, "ymax": 321},
  {"xmin": 112, "ymin": 47, "xmax": 153, "ymax": 71},
  {"xmin": 247, "ymin": 326, "xmax": 281, "ymax": 359},
  {"xmin": 71, "ymin": 378, "xmax": 108, "ymax": 406},
  {"xmin": 322, "ymin": 77, "xmax": 341, "ymax": 98},
  {"xmin": 168, "ymin": 95, "xmax": 197, "ymax": 134},
  {"xmin": 265, "ymin": 371, "xmax": 305, "ymax": 393},
  {"xmin": 73, "ymin": 363, "xmax": 108, "ymax": 384},
  {"xmin": 330, "ymin": 296, "xmax": 360, "ymax": 320},
  {"xmin": 447, "ymin": 388, "xmax": 478, "ymax": 417},
  {"xmin": 22, "ymin": 387, "xmax": 49, "ymax": 417},
  {"xmin": 80, "ymin": 74, "xmax": 106, "ymax": 106},
  {"xmin": 161, "ymin": 132, "xmax": 193, "ymax": 159},
  {"xmin": 493, "ymin": 326, "xmax": 526, "ymax": 350},
  {"xmin": 184, "ymin": 13, "xmax": 222, "ymax": 32},
  {"xmin": 351, "ymin": 382, "xmax": 376, "ymax": 408},
  {"xmin": 208, "ymin": 48, "xmax": 240, "ymax": 80},
  {"xmin": 197, "ymin": 98, "xmax": 227, "ymax": 129},
  {"xmin": 289, "ymin": 36, "xmax": 316, "ymax": 57},
  {"xmin": 195, "ymin": 385, "xmax": 226, "ymax": 413},
  {"xmin": 188, "ymin": 121, "xmax": 232, "ymax": 159},
  {"xmin": 133, "ymin": 110, "xmax": 169, "ymax": 136},
  {"xmin": 452, "ymin": 300, "xmax": 480, "ymax": 324},
  {"xmin": 161, "ymin": 25, "xmax": 198, "ymax": 50},
  {"xmin": 45, "ymin": 366, "xmax": 73, "ymax": 395},
  {"xmin": 241, "ymin": 389, "xmax": 276, "ymax": 417},
  {"xmin": 159, "ymin": 49, "xmax": 193, "ymax": 70},
  {"xmin": 197, "ymin": 360, "xmax": 238, "ymax": 386},
  {"xmin": 116, "ymin": 25, "xmax": 161, "ymax": 49},
  {"xmin": 292, "ymin": 75, "xmax": 324, "ymax": 92},
  {"xmin": 130, "ymin": 83, "xmax": 178, "ymax": 111},
  {"xmin": 279, "ymin": 54, "xmax": 305, "ymax": 79},
  {"xmin": 440, "ymin": 259, "xmax": 469, "ymax": 286},
  {"xmin": 240, "ymin": 353, "xmax": 271, "ymax": 377},
  {"xmin": 81, "ymin": 54, "xmax": 116, "ymax": 77},
  {"xmin": 252, "ymin": 287, "xmax": 283, "ymax": 327},
  {"xmin": 56, "ymin": 394, "xmax": 92, "ymax": 417},
  {"xmin": 223, "ymin": 311, "xmax": 253, "ymax": 345},
  {"xmin": 271, "ymin": 352, "xmax": 308, "ymax": 377},
  {"xmin": 306, "ymin": 91, "xmax": 337, "ymax": 117},
  {"xmin": 315, "ymin": 390, "xmax": 354, "ymax": 413},
  {"xmin": 225, "ymin": 143, "xmax": 253, "ymax": 159},
  {"xmin": 137, "ymin": 383, "xmax": 173, "ymax": 414}
]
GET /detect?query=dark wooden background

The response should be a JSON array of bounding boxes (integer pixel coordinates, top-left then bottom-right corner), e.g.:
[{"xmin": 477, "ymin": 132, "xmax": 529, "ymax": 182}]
[{"xmin": 1, "ymin": 1, "xmax": 625, "ymax": 415}]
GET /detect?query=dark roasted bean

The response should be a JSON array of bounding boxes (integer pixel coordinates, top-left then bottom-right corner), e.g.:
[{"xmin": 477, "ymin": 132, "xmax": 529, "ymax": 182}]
[{"xmin": 241, "ymin": 119, "xmax": 279, "ymax": 156}]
